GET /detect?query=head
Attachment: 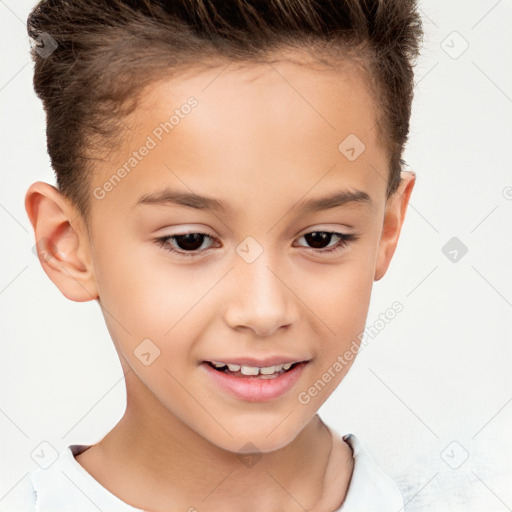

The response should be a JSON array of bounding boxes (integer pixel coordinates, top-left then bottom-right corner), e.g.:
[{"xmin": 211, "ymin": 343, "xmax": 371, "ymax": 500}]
[{"xmin": 25, "ymin": 0, "xmax": 422, "ymax": 454}]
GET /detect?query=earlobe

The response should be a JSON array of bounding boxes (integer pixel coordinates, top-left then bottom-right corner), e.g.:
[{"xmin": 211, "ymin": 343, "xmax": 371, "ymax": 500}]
[
  {"xmin": 25, "ymin": 181, "xmax": 99, "ymax": 302},
  {"xmin": 374, "ymin": 171, "xmax": 415, "ymax": 281}
]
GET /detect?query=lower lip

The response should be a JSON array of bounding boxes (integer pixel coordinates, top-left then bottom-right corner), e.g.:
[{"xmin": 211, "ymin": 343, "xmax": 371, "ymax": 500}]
[{"xmin": 201, "ymin": 362, "xmax": 308, "ymax": 402}]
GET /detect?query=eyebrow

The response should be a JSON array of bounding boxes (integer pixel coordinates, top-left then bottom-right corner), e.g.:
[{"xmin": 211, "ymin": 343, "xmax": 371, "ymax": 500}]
[{"xmin": 134, "ymin": 187, "xmax": 371, "ymax": 214}]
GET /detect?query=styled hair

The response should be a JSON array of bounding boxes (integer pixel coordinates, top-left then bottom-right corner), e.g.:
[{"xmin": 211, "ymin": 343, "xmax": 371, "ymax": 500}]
[{"xmin": 27, "ymin": 0, "xmax": 423, "ymax": 223}]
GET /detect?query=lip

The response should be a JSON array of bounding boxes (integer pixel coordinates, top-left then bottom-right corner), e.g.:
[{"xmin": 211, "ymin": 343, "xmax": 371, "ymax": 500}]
[
  {"xmin": 200, "ymin": 360, "xmax": 309, "ymax": 402},
  {"xmin": 204, "ymin": 356, "xmax": 310, "ymax": 367}
]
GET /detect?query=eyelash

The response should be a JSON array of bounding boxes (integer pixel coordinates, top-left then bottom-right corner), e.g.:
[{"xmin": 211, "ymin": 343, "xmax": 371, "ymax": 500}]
[{"xmin": 153, "ymin": 231, "xmax": 358, "ymax": 258}]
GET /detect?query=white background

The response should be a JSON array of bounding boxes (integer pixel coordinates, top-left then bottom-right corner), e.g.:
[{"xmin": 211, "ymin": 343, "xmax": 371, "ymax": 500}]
[{"xmin": 1, "ymin": 1, "xmax": 511, "ymax": 510}]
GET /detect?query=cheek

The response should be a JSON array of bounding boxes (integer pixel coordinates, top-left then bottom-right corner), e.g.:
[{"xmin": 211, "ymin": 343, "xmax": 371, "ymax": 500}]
[
  {"xmin": 303, "ymin": 249, "xmax": 376, "ymax": 374},
  {"xmin": 306, "ymin": 254, "xmax": 375, "ymax": 330},
  {"xmin": 294, "ymin": 265, "xmax": 374, "ymax": 410},
  {"xmin": 93, "ymin": 238, "xmax": 192, "ymax": 326},
  {"xmin": 93, "ymin": 242, "xmax": 215, "ymax": 365}
]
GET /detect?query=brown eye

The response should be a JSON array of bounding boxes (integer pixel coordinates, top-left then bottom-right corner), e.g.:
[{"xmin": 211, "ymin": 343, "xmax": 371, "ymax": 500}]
[
  {"xmin": 303, "ymin": 232, "xmax": 334, "ymax": 249},
  {"xmin": 154, "ymin": 232, "xmax": 216, "ymax": 257},
  {"xmin": 295, "ymin": 231, "xmax": 357, "ymax": 254},
  {"xmin": 172, "ymin": 233, "xmax": 208, "ymax": 251}
]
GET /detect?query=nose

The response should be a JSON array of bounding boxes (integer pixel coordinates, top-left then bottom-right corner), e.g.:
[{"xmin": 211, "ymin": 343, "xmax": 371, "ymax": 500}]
[{"xmin": 222, "ymin": 249, "xmax": 299, "ymax": 337}]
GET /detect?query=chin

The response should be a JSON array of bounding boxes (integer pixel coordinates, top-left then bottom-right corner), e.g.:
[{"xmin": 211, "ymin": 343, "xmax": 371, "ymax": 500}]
[{"xmin": 198, "ymin": 414, "xmax": 309, "ymax": 455}]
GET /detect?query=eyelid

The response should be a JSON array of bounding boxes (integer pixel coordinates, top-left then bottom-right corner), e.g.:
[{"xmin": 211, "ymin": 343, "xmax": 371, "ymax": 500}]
[
  {"xmin": 153, "ymin": 224, "xmax": 215, "ymax": 236},
  {"xmin": 296, "ymin": 223, "xmax": 354, "ymax": 236}
]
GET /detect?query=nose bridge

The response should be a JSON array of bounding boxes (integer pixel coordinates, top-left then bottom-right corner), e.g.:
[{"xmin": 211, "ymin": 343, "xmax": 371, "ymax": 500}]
[{"xmin": 223, "ymin": 239, "xmax": 297, "ymax": 336}]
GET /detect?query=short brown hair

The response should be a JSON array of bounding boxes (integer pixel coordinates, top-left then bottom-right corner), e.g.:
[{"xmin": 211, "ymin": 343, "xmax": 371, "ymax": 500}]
[{"xmin": 27, "ymin": 0, "xmax": 423, "ymax": 223}]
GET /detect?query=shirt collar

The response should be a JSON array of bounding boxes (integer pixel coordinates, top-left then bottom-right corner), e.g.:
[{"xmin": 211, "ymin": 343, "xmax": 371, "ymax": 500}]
[
  {"xmin": 31, "ymin": 434, "xmax": 403, "ymax": 512},
  {"xmin": 337, "ymin": 433, "xmax": 404, "ymax": 511}
]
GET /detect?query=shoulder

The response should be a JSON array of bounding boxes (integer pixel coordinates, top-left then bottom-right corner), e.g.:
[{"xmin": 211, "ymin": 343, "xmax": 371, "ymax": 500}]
[
  {"xmin": 7, "ymin": 444, "xmax": 143, "ymax": 512},
  {"xmin": 335, "ymin": 432, "xmax": 404, "ymax": 512},
  {"xmin": 1, "ymin": 472, "xmax": 37, "ymax": 511},
  {"xmin": 1, "ymin": 446, "xmax": 90, "ymax": 512}
]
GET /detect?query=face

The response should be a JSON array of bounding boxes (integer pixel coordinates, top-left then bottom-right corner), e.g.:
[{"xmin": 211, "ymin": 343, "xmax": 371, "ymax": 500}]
[{"xmin": 28, "ymin": 51, "xmax": 414, "ymax": 454}]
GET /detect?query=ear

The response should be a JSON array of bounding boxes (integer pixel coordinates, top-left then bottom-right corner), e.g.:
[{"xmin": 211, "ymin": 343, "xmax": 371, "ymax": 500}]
[
  {"xmin": 374, "ymin": 171, "xmax": 415, "ymax": 281},
  {"xmin": 25, "ymin": 181, "xmax": 99, "ymax": 302}
]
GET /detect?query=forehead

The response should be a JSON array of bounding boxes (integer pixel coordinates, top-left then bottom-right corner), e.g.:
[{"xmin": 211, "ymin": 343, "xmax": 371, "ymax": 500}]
[
  {"xmin": 90, "ymin": 53, "xmax": 388, "ymax": 218},
  {"xmin": 136, "ymin": 53, "xmax": 380, "ymax": 146}
]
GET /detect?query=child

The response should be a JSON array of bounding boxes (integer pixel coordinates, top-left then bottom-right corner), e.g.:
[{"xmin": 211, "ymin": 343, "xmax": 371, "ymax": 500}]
[{"xmin": 19, "ymin": 0, "xmax": 422, "ymax": 510}]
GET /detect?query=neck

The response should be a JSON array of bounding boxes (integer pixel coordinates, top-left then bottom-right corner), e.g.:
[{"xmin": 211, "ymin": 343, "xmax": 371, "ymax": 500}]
[{"xmin": 77, "ymin": 367, "xmax": 349, "ymax": 512}]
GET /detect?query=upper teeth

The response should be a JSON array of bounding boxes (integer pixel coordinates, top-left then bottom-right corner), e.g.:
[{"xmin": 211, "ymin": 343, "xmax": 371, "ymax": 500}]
[{"xmin": 211, "ymin": 361, "xmax": 294, "ymax": 375}]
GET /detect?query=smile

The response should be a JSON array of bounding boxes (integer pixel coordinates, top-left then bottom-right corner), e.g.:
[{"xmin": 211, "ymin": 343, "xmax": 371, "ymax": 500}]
[
  {"xmin": 201, "ymin": 360, "xmax": 310, "ymax": 402},
  {"xmin": 208, "ymin": 361, "xmax": 297, "ymax": 379}
]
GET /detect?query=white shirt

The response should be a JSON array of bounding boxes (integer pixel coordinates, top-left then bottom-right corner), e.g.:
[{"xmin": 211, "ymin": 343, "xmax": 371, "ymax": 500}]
[{"xmin": 9, "ymin": 434, "xmax": 403, "ymax": 511}]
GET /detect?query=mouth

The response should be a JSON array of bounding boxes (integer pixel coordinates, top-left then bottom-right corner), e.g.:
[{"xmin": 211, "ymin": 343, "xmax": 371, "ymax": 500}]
[
  {"xmin": 205, "ymin": 360, "xmax": 304, "ymax": 379},
  {"xmin": 200, "ymin": 358, "xmax": 311, "ymax": 402}
]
